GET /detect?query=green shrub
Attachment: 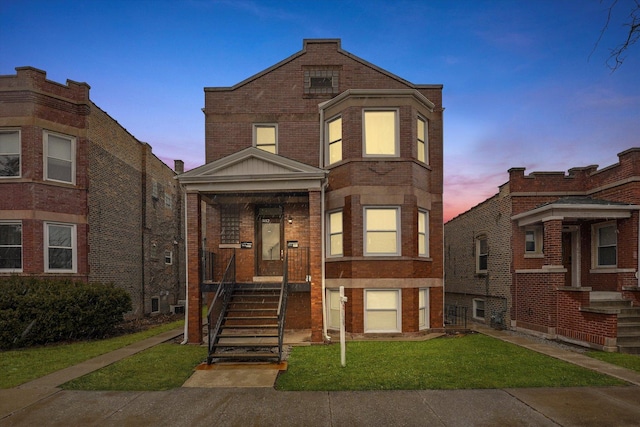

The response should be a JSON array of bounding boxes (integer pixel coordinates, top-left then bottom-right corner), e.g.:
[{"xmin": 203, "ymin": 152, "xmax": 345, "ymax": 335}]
[{"xmin": 0, "ymin": 277, "xmax": 132, "ymax": 349}]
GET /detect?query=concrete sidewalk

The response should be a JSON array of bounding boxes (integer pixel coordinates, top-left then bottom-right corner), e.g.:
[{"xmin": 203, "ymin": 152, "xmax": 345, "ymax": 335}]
[{"xmin": 2, "ymin": 325, "xmax": 640, "ymax": 426}]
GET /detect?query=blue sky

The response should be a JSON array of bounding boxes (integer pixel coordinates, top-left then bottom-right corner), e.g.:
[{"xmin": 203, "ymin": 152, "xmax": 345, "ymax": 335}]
[{"xmin": 2, "ymin": 0, "xmax": 639, "ymax": 221}]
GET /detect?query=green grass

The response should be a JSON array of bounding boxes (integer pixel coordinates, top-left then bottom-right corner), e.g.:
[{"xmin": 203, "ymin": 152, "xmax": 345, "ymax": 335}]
[
  {"xmin": 275, "ymin": 334, "xmax": 626, "ymax": 391},
  {"xmin": 587, "ymin": 351, "xmax": 640, "ymax": 373},
  {"xmin": 0, "ymin": 320, "xmax": 184, "ymax": 389},
  {"xmin": 62, "ymin": 343, "xmax": 207, "ymax": 391}
]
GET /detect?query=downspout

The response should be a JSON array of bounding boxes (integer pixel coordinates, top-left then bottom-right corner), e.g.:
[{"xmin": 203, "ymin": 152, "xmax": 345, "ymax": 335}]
[
  {"xmin": 319, "ymin": 105, "xmax": 331, "ymax": 341},
  {"xmin": 180, "ymin": 190, "xmax": 189, "ymax": 345}
]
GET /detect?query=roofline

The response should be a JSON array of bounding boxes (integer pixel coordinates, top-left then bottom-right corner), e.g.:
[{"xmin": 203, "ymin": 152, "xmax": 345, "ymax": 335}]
[
  {"xmin": 511, "ymin": 203, "xmax": 640, "ymax": 226},
  {"xmin": 318, "ymin": 88, "xmax": 436, "ymax": 112},
  {"xmin": 204, "ymin": 39, "xmax": 443, "ymax": 92}
]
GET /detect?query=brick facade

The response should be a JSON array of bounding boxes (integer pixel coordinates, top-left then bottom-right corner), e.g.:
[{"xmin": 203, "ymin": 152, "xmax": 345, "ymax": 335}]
[
  {"xmin": 180, "ymin": 39, "xmax": 444, "ymax": 343},
  {"xmin": 445, "ymin": 148, "xmax": 640, "ymax": 350},
  {"xmin": 0, "ymin": 67, "xmax": 184, "ymax": 317}
]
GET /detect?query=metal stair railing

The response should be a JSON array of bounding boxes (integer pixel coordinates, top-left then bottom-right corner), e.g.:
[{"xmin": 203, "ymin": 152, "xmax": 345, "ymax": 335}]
[
  {"xmin": 276, "ymin": 251, "xmax": 290, "ymax": 362},
  {"xmin": 207, "ymin": 251, "xmax": 236, "ymax": 364}
]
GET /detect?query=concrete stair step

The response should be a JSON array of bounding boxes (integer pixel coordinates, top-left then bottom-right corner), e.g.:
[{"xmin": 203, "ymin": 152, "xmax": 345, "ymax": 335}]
[{"xmin": 618, "ymin": 344, "xmax": 640, "ymax": 354}]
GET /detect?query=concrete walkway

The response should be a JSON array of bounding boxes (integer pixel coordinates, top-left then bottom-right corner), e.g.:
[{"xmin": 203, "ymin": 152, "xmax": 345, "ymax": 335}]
[{"xmin": 2, "ymin": 326, "xmax": 640, "ymax": 426}]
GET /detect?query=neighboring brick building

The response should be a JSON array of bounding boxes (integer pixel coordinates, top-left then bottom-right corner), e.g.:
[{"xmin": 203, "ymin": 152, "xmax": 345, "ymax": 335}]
[
  {"xmin": 178, "ymin": 39, "xmax": 444, "ymax": 343},
  {"xmin": 445, "ymin": 148, "xmax": 640, "ymax": 352},
  {"xmin": 0, "ymin": 67, "xmax": 184, "ymax": 316}
]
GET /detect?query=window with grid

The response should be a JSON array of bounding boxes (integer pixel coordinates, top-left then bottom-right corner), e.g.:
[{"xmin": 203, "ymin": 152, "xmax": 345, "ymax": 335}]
[
  {"xmin": 364, "ymin": 207, "xmax": 400, "ymax": 256},
  {"xmin": 365, "ymin": 289, "xmax": 401, "ymax": 332},
  {"xmin": 45, "ymin": 222, "xmax": 76, "ymax": 272},
  {"xmin": 326, "ymin": 116, "xmax": 342, "ymax": 165},
  {"xmin": 44, "ymin": 132, "xmax": 75, "ymax": 184},
  {"xmin": 594, "ymin": 222, "xmax": 617, "ymax": 267},
  {"xmin": 476, "ymin": 236, "xmax": 488, "ymax": 273},
  {"xmin": 221, "ymin": 205, "xmax": 240, "ymax": 244}
]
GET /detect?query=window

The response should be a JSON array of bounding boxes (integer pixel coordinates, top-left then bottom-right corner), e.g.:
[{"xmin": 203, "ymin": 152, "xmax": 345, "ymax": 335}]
[
  {"xmin": 0, "ymin": 130, "xmax": 20, "ymax": 177},
  {"xmin": 253, "ymin": 124, "xmax": 277, "ymax": 154},
  {"xmin": 165, "ymin": 250, "xmax": 173, "ymax": 265},
  {"xmin": 476, "ymin": 236, "xmax": 488, "ymax": 273},
  {"xmin": 45, "ymin": 223, "xmax": 76, "ymax": 272},
  {"xmin": 594, "ymin": 222, "xmax": 617, "ymax": 267},
  {"xmin": 473, "ymin": 299, "xmax": 485, "ymax": 321},
  {"xmin": 0, "ymin": 222, "xmax": 22, "ymax": 271},
  {"xmin": 152, "ymin": 180, "xmax": 159, "ymax": 200},
  {"xmin": 327, "ymin": 289, "xmax": 340, "ymax": 329},
  {"xmin": 151, "ymin": 296, "xmax": 160, "ymax": 313},
  {"xmin": 304, "ymin": 69, "xmax": 339, "ymax": 95},
  {"xmin": 44, "ymin": 131, "xmax": 75, "ymax": 183},
  {"xmin": 327, "ymin": 210, "xmax": 343, "ymax": 257},
  {"xmin": 164, "ymin": 193, "xmax": 172, "ymax": 209},
  {"xmin": 419, "ymin": 288, "xmax": 430, "ymax": 329},
  {"xmin": 365, "ymin": 289, "xmax": 401, "ymax": 332},
  {"xmin": 220, "ymin": 205, "xmax": 240, "ymax": 244},
  {"xmin": 417, "ymin": 116, "xmax": 428, "ymax": 164},
  {"xmin": 364, "ymin": 207, "xmax": 400, "ymax": 256},
  {"xmin": 363, "ymin": 110, "xmax": 398, "ymax": 156},
  {"xmin": 418, "ymin": 210, "xmax": 429, "ymax": 257},
  {"xmin": 326, "ymin": 116, "xmax": 342, "ymax": 165},
  {"xmin": 525, "ymin": 226, "xmax": 543, "ymax": 254}
]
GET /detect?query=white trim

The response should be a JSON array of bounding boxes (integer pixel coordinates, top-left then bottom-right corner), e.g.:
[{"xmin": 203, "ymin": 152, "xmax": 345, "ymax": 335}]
[
  {"xmin": 0, "ymin": 128, "xmax": 21, "ymax": 178},
  {"xmin": 363, "ymin": 206, "xmax": 401, "ymax": 256},
  {"xmin": 364, "ymin": 289, "xmax": 402, "ymax": 333},
  {"xmin": 472, "ymin": 298, "xmax": 485, "ymax": 321},
  {"xmin": 44, "ymin": 222, "xmax": 77, "ymax": 273},
  {"xmin": 43, "ymin": 130, "xmax": 76, "ymax": 185},
  {"xmin": 418, "ymin": 209, "xmax": 429, "ymax": 257},
  {"xmin": 592, "ymin": 221, "xmax": 617, "ymax": 268}
]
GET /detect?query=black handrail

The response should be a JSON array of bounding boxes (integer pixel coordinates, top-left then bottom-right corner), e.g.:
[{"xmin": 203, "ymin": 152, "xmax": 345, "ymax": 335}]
[
  {"xmin": 207, "ymin": 251, "xmax": 236, "ymax": 364},
  {"xmin": 277, "ymin": 251, "xmax": 290, "ymax": 362}
]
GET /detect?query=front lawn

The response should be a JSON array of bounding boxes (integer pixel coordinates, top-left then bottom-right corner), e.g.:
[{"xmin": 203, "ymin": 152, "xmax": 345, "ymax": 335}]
[
  {"xmin": 275, "ymin": 334, "xmax": 626, "ymax": 391},
  {"xmin": 586, "ymin": 350, "xmax": 640, "ymax": 373}
]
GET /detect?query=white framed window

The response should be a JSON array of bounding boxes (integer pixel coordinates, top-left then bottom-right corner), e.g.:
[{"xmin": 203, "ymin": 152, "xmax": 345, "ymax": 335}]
[
  {"xmin": 365, "ymin": 289, "xmax": 401, "ymax": 332},
  {"xmin": 0, "ymin": 222, "xmax": 22, "ymax": 271},
  {"xmin": 165, "ymin": 250, "xmax": 173, "ymax": 265},
  {"xmin": 525, "ymin": 226, "xmax": 543, "ymax": 255},
  {"xmin": 364, "ymin": 207, "xmax": 400, "ymax": 256},
  {"xmin": 44, "ymin": 131, "xmax": 75, "ymax": 184},
  {"xmin": 45, "ymin": 222, "xmax": 76, "ymax": 273},
  {"xmin": 476, "ymin": 235, "xmax": 488, "ymax": 273},
  {"xmin": 327, "ymin": 210, "xmax": 343, "ymax": 257},
  {"xmin": 327, "ymin": 288, "xmax": 340, "ymax": 329},
  {"xmin": 593, "ymin": 222, "xmax": 617, "ymax": 267},
  {"xmin": 473, "ymin": 299, "xmax": 485, "ymax": 321},
  {"xmin": 0, "ymin": 129, "xmax": 21, "ymax": 177},
  {"xmin": 417, "ymin": 116, "xmax": 428, "ymax": 164},
  {"xmin": 326, "ymin": 116, "xmax": 342, "ymax": 165},
  {"xmin": 419, "ymin": 288, "xmax": 430, "ymax": 329},
  {"xmin": 418, "ymin": 210, "xmax": 429, "ymax": 257},
  {"xmin": 253, "ymin": 124, "xmax": 277, "ymax": 154},
  {"xmin": 363, "ymin": 110, "xmax": 398, "ymax": 157}
]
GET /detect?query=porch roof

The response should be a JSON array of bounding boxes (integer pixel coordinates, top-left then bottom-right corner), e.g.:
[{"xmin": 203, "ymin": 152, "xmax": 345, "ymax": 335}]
[
  {"xmin": 511, "ymin": 196, "xmax": 640, "ymax": 226},
  {"xmin": 176, "ymin": 147, "xmax": 328, "ymax": 192}
]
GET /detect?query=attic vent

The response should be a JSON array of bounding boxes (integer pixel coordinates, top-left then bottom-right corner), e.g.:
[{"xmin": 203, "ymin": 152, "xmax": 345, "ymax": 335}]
[{"xmin": 304, "ymin": 69, "xmax": 339, "ymax": 95}]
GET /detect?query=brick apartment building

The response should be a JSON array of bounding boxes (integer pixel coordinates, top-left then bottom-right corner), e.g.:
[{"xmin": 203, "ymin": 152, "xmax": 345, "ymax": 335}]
[
  {"xmin": 178, "ymin": 39, "xmax": 444, "ymax": 344},
  {"xmin": 445, "ymin": 148, "xmax": 640, "ymax": 353},
  {"xmin": 0, "ymin": 67, "xmax": 184, "ymax": 316}
]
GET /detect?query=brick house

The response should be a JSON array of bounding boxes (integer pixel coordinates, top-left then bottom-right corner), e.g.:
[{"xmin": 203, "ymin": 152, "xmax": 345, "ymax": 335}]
[
  {"xmin": 178, "ymin": 39, "xmax": 444, "ymax": 347},
  {"xmin": 0, "ymin": 67, "xmax": 184, "ymax": 316},
  {"xmin": 445, "ymin": 148, "xmax": 640, "ymax": 352}
]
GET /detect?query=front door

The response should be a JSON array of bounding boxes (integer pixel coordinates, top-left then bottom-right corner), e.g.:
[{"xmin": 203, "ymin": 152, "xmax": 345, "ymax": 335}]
[{"xmin": 257, "ymin": 206, "xmax": 283, "ymax": 276}]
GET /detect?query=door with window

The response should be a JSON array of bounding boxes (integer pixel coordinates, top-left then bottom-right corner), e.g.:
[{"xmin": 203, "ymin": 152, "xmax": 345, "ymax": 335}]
[{"xmin": 256, "ymin": 206, "xmax": 283, "ymax": 276}]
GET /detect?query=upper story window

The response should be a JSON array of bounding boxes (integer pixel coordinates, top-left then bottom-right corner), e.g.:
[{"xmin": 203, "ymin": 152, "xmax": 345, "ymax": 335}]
[
  {"xmin": 0, "ymin": 130, "xmax": 20, "ymax": 177},
  {"xmin": 0, "ymin": 222, "xmax": 22, "ymax": 271},
  {"xmin": 525, "ymin": 226, "xmax": 543, "ymax": 255},
  {"xmin": 364, "ymin": 207, "xmax": 400, "ymax": 256},
  {"xmin": 327, "ymin": 210, "xmax": 343, "ymax": 257},
  {"xmin": 326, "ymin": 116, "xmax": 342, "ymax": 165},
  {"xmin": 363, "ymin": 110, "xmax": 398, "ymax": 157},
  {"xmin": 44, "ymin": 131, "xmax": 75, "ymax": 184},
  {"xmin": 45, "ymin": 222, "xmax": 76, "ymax": 273},
  {"xmin": 164, "ymin": 250, "xmax": 173, "ymax": 265},
  {"xmin": 593, "ymin": 222, "xmax": 617, "ymax": 267},
  {"xmin": 164, "ymin": 193, "xmax": 172, "ymax": 210},
  {"xmin": 417, "ymin": 116, "xmax": 428, "ymax": 164},
  {"xmin": 418, "ymin": 210, "xmax": 429, "ymax": 257},
  {"xmin": 253, "ymin": 124, "xmax": 277, "ymax": 154},
  {"xmin": 476, "ymin": 235, "xmax": 488, "ymax": 274}
]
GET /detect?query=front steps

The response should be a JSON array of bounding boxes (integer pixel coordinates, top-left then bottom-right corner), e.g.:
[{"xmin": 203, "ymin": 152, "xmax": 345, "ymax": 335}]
[
  {"xmin": 208, "ymin": 283, "xmax": 284, "ymax": 363},
  {"xmin": 588, "ymin": 293, "xmax": 640, "ymax": 354}
]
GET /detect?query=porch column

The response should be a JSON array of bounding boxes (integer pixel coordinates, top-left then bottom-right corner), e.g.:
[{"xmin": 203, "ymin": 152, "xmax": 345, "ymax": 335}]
[
  {"xmin": 309, "ymin": 189, "xmax": 324, "ymax": 342},
  {"xmin": 186, "ymin": 192, "xmax": 203, "ymax": 344},
  {"xmin": 543, "ymin": 219, "xmax": 563, "ymax": 267}
]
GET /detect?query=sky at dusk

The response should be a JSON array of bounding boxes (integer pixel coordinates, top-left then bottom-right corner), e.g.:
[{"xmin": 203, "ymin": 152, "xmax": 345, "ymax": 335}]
[{"xmin": 2, "ymin": 0, "xmax": 640, "ymax": 222}]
